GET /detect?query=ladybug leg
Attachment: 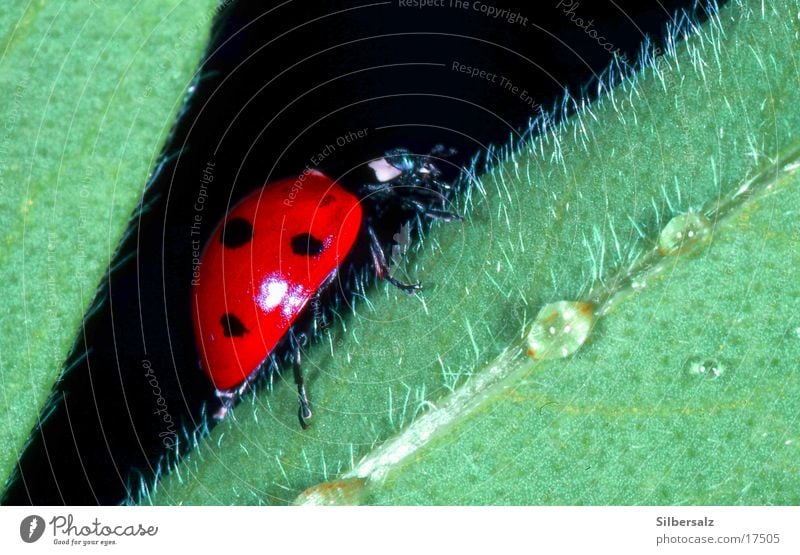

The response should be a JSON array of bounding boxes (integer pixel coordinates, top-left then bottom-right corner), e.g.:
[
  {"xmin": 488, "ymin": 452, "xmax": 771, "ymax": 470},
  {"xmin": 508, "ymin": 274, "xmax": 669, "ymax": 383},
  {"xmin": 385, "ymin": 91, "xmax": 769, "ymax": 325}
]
[
  {"xmin": 213, "ymin": 379, "xmax": 251, "ymax": 420},
  {"xmin": 213, "ymin": 391, "xmax": 235, "ymax": 420},
  {"xmin": 421, "ymin": 206, "xmax": 463, "ymax": 222},
  {"xmin": 363, "ymin": 182, "xmax": 395, "ymax": 193},
  {"xmin": 406, "ymin": 199, "xmax": 463, "ymax": 222},
  {"xmin": 290, "ymin": 333, "xmax": 313, "ymax": 428},
  {"xmin": 380, "ymin": 178, "xmax": 461, "ymax": 221},
  {"xmin": 367, "ymin": 226, "xmax": 421, "ymax": 293}
]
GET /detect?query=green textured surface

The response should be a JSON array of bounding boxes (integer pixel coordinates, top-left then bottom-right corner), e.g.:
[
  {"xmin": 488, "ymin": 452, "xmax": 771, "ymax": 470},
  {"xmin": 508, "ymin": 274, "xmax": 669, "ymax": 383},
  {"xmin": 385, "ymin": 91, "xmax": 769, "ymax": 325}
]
[
  {"xmin": 369, "ymin": 174, "xmax": 800, "ymax": 504},
  {"xmin": 0, "ymin": 1, "xmax": 218, "ymax": 490},
  {"xmin": 143, "ymin": 0, "xmax": 797, "ymax": 504}
]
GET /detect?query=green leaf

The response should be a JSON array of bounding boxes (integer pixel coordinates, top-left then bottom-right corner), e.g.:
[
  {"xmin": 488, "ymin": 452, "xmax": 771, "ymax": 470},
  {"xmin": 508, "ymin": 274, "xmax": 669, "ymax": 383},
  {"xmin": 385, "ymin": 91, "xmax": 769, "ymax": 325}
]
[
  {"xmin": 0, "ymin": 1, "xmax": 218, "ymax": 492},
  {"xmin": 148, "ymin": 0, "xmax": 800, "ymax": 505}
]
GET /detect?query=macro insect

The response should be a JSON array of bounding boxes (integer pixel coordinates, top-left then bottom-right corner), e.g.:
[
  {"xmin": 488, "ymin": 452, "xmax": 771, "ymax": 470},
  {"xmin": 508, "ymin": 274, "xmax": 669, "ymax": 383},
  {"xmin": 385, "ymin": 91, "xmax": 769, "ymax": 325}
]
[{"xmin": 191, "ymin": 147, "xmax": 460, "ymax": 426}]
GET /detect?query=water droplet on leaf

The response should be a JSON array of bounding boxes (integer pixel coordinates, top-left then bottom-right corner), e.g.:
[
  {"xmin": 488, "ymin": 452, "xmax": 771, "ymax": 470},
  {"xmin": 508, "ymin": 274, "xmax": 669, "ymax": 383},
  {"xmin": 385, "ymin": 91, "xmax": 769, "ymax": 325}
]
[
  {"xmin": 526, "ymin": 301, "xmax": 594, "ymax": 360},
  {"xmin": 686, "ymin": 357, "xmax": 726, "ymax": 379},
  {"xmin": 658, "ymin": 212, "xmax": 712, "ymax": 255}
]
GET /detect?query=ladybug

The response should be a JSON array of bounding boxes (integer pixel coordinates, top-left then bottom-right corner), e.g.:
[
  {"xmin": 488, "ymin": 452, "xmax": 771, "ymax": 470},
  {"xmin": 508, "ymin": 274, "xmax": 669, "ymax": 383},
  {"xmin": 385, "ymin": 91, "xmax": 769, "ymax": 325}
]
[{"xmin": 192, "ymin": 148, "xmax": 460, "ymax": 426}]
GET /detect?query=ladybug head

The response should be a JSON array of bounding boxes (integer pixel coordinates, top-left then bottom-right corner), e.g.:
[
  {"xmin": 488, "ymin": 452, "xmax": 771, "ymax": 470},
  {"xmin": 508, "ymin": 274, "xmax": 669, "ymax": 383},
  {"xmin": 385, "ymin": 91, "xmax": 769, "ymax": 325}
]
[
  {"xmin": 362, "ymin": 146, "xmax": 458, "ymax": 216},
  {"xmin": 383, "ymin": 147, "xmax": 442, "ymax": 177}
]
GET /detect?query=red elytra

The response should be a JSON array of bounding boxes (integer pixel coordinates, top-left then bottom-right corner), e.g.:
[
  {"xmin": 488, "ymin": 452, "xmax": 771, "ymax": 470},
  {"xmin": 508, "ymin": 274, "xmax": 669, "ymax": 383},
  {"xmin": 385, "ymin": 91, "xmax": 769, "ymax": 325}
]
[{"xmin": 191, "ymin": 170, "xmax": 363, "ymax": 392}]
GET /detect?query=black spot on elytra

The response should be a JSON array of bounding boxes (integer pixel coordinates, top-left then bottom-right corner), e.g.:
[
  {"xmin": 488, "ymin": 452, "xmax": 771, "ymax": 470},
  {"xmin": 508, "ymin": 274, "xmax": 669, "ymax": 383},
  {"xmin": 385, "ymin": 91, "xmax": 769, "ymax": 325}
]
[
  {"xmin": 320, "ymin": 194, "xmax": 335, "ymax": 206},
  {"xmin": 220, "ymin": 218, "xmax": 253, "ymax": 248},
  {"xmin": 291, "ymin": 232, "xmax": 324, "ymax": 256},
  {"xmin": 220, "ymin": 313, "xmax": 248, "ymax": 337}
]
